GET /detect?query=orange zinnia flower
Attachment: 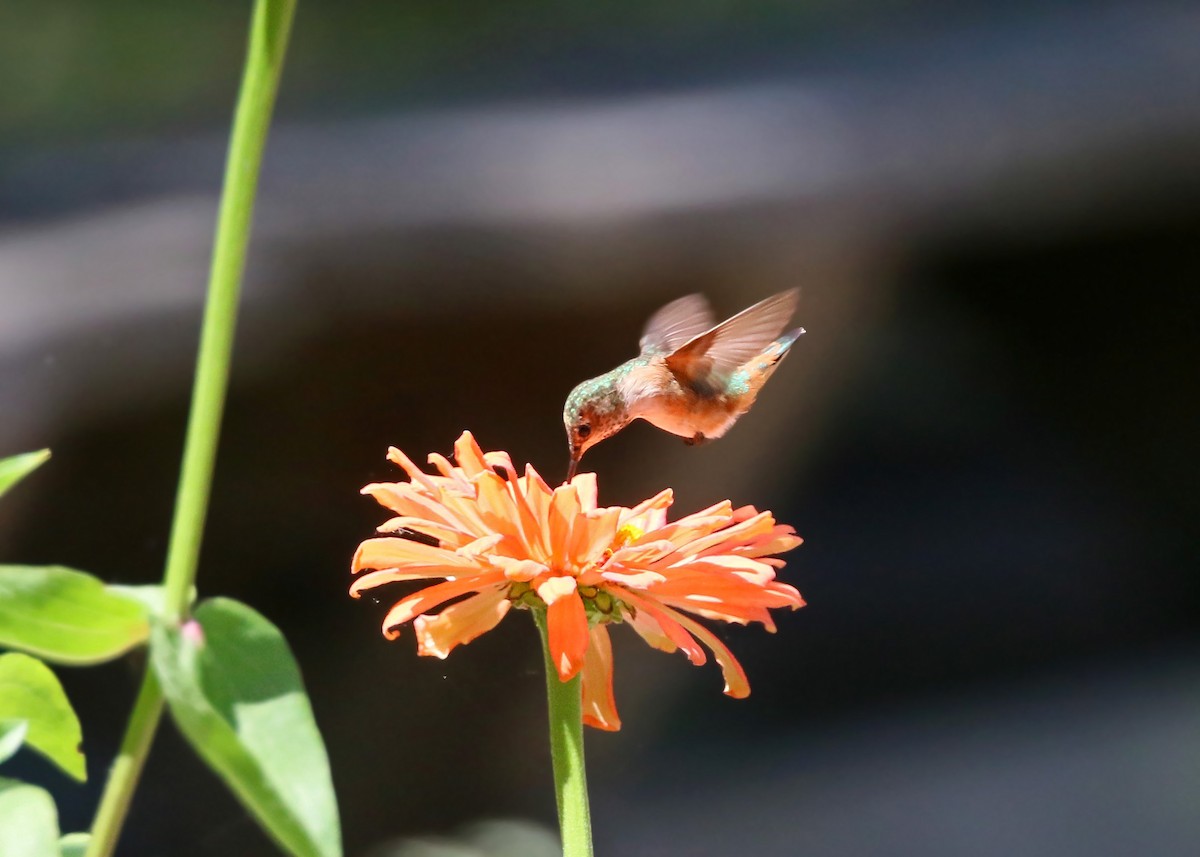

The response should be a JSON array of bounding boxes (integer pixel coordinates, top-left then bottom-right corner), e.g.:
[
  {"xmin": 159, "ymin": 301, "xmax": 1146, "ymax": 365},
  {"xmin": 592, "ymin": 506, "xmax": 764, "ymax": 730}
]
[{"xmin": 351, "ymin": 431, "xmax": 804, "ymax": 730}]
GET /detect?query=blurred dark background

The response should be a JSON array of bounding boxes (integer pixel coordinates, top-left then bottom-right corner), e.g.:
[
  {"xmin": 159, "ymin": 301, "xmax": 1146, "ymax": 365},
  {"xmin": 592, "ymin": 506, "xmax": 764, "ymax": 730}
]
[{"xmin": 2, "ymin": 1, "xmax": 1198, "ymax": 855}]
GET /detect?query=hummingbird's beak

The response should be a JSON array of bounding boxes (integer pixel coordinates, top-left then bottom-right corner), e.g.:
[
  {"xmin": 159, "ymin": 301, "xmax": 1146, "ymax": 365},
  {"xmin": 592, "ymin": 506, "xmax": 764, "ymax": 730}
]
[{"xmin": 566, "ymin": 452, "xmax": 580, "ymax": 482}]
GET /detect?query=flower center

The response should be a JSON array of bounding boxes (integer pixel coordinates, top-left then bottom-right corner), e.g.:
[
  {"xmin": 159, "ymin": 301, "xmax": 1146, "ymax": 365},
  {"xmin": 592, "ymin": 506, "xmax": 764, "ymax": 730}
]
[
  {"xmin": 600, "ymin": 522, "xmax": 644, "ymax": 564},
  {"xmin": 578, "ymin": 585, "xmax": 619, "ymax": 624},
  {"xmin": 613, "ymin": 523, "xmax": 644, "ymax": 549},
  {"xmin": 503, "ymin": 580, "xmax": 624, "ymax": 627}
]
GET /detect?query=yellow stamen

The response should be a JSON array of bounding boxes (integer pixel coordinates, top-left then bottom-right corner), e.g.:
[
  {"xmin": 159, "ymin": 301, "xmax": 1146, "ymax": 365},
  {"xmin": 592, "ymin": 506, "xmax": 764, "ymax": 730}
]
[{"xmin": 612, "ymin": 523, "xmax": 643, "ymax": 550}]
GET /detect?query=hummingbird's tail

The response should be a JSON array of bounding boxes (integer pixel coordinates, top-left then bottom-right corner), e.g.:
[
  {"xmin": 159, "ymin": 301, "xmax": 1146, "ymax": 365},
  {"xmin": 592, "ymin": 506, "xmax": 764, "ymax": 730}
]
[
  {"xmin": 738, "ymin": 326, "xmax": 805, "ymax": 397},
  {"xmin": 762, "ymin": 327, "xmax": 805, "ymax": 365}
]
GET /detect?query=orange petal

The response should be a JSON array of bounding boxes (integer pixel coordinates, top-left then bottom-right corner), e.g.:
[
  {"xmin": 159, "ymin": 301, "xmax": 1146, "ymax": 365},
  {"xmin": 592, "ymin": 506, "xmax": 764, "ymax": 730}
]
[
  {"xmin": 676, "ymin": 511, "xmax": 777, "ymax": 556},
  {"xmin": 523, "ymin": 464, "xmax": 554, "ymax": 500},
  {"xmin": 666, "ymin": 499, "xmax": 734, "ymax": 529},
  {"xmin": 655, "ymin": 603, "xmax": 751, "ymax": 698},
  {"xmin": 568, "ymin": 507, "xmax": 621, "ymax": 567},
  {"xmin": 504, "ymin": 468, "xmax": 549, "ymax": 562},
  {"xmin": 581, "ymin": 624, "xmax": 621, "ymax": 731},
  {"xmin": 729, "ymin": 524, "xmax": 803, "ymax": 558},
  {"xmin": 536, "ymin": 575, "xmax": 578, "ymax": 606},
  {"xmin": 414, "ymin": 587, "xmax": 512, "ymax": 658},
  {"xmin": 620, "ymin": 488, "xmax": 673, "ymax": 528},
  {"xmin": 610, "ymin": 587, "xmax": 706, "ymax": 666},
  {"xmin": 731, "ymin": 504, "xmax": 759, "ymax": 522},
  {"xmin": 621, "ymin": 507, "xmax": 670, "ymax": 536},
  {"xmin": 450, "ymin": 534, "xmax": 503, "ymax": 558},
  {"xmin": 569, "ymin": 472, "xmax": 598, "ymax": 511},
  {"xmin": 474, "ymin": 472, "xmax": 526, "ymax": 545},
  {"xmin": 376, "ymin": 517, "xmax": 472, "ymax": 547},
  {"xmin": 661, "ymin": 602, "xmax": 776, "ymax": 630},
  {"xmin": 522, "ymin": 466, "xmax": 554, "ymax": 546},
  {"xmin": 352, "ymin": 537, "xmax": 482, "ymax": 574},
  {"xmin": 598, "ymin": 568, "xmax": 668, "ymax": 589},
  {"xmin": 490, "ymin": 556, "xmax": 550, "ymax": 581},
  {"xmin": 647, "ymin": 566, "xmax": 801, "ymax": 629},
  {"xmin": 350, "ymin": 568, "xmax": 464, "ymax": 598},
  {"xmin": 483, "ymin": 450, "xmax": 518, "ymax": 477},
  {"xmin": 540, "ymin": 583, "xmax": 588, "ymax": 681},
  {"xmin": 649, "ymin": 593, "xmax": 777, "ymax": 629},
  {"xmin": 453, "ymin": 431, "xmax": 489, "ymax": 476},
  {"xmin": 651, "ymin": 562, "xmax": 803, "ymax": 609},
  {"xmin": 386, "ymin": 446, "xmax": 439, "ymax": 493},
  {"xmin": 645, "ymin": 514, "xmax": 733, "ymax": 549},
  {"xmin": 621, "ymin": 604, "xmax": 678, "ymax": 653},
  {"xmin": 548, "ymin": 485, "xmax": 581, "ymax": 560},
  {"xmin": 426, "ymin": 452, "xmax": 458, "ymax": 478},
  {"xmin": 677, "ymin": 554, "xmax": 780, "ymax": 584},
  {"xmin": 362, "ymin": 483, "xmax": 476, "ymax": 535},
  {"xmin": 381, "ymin": 571, "xmax": 506, "ymax": 639},
  {"xmin": 607, "ymin": 540, "xmax": 678, "ymax": 567}
]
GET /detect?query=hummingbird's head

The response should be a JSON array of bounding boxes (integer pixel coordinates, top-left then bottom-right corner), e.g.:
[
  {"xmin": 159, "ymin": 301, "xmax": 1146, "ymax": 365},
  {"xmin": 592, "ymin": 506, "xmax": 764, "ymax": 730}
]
[{"xmin": 563, "ymin": 374, "xmax": 628, "ymax": 481}]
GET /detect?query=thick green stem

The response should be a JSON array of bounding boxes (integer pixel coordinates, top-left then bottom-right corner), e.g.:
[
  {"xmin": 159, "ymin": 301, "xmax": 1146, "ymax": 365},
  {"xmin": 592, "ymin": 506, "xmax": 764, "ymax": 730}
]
[
  {"xmin": 535, "ymin": 612, "xmax": 595, "ymax": 857},
  {"xmin": 86, "ymin": 3, "xmax": 296, "ymax": 855}
]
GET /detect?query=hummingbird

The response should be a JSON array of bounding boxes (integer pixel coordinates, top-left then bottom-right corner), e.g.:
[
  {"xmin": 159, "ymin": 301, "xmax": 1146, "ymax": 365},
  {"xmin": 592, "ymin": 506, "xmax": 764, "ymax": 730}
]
[{"xmin": 564, "ymin": 288, "xmax": 804, "ymax": 479}]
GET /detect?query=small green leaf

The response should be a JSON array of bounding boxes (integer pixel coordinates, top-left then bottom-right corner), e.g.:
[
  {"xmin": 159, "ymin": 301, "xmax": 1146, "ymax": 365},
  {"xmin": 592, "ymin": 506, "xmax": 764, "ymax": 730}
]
[
  {"xmin": 0, "ymin": 721, "xmax": 28, "ymax": 765},
  {"xmin": 0, "ymin": 777, "xmax": 60, "ymax": 857},
  {"xmin": 0, "ymin": 450, "xmax": 50, "ymax": 501},
  {"xmin": 152, "ymin": 598, "xmax": 341, "ymax": 857},
  {"xmin": 0, "ymin": 655, "xmax": 85, "ymax": 782},
  {"xmin": 57, "ymin": 833, "xmax": 89, "ymax": 857},
  {"xmin": 0, "ymin": 567, "xmax": 149, "ymax": 665}
]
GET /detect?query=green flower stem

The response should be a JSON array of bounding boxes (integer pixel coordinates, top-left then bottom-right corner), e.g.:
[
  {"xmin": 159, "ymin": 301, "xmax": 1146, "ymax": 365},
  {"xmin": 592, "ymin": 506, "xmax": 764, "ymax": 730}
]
[
  {"xmin": 160, "ymin": 0, "xmax": 296, "ymax": 624},
  {"xmin": 85, "ymin": 3, "xmax": 297, "ymax": 856},
  {"xmin": 83, "ymin": 670, "xmax": 164, "ymax": 857},
  {"xmin": 535, "ymin": 612, "xmax": 595, "ymax": 857}
]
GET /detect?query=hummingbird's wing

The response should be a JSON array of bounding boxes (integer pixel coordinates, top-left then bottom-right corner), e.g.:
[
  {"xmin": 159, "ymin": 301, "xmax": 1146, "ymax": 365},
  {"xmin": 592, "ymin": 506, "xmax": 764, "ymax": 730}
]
[
  {"xmin": 639, "ymin": 294, "xmax": 715, "ymax": 355},
  {"xmin": 666, "ymin": 288, "xmax": 800, "ymax": 384}
]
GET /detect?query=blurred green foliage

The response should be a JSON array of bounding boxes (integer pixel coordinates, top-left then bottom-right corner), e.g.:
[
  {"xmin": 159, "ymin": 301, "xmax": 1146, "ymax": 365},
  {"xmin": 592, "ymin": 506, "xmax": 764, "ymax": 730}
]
[{"xmin": 0, "ymin": 0, "xmax": 847, "ymax": 144}]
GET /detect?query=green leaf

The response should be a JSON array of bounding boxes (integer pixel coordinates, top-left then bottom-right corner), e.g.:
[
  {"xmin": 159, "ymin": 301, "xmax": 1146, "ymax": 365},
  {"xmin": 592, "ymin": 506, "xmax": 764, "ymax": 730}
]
[
  {"xmin": 0, "ymin": 777, "xmax": 60, "ymax": 857},
  {"xmin": 107, "ymin": 584, "xmax": 189, "ymax": 620},
  {"xmin": 0, "ymin": 655, "xmax": 85, "ymax": 782},
  {"xmin": 57, "ymin": 834, "xmax": 89, "ymax": 857},
  {"xmin": 0, "ymin": 450, "xmax": 50, "ymax": 501},
  {"xmin": 152, "ymin": 598, "xmax": 341, "ymax": 857},
  {"xmin": 0, "ymin": 721, "xmax": 28, "ymax": 765},
  {"xmin": 0, "ymin": 567, "xmax": 149, "ymax": 666}
]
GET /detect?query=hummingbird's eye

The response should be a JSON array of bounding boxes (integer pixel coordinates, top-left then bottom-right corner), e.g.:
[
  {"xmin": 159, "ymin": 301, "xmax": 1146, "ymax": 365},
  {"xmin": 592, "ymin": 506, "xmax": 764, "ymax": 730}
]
[{"xmin": 576, "ymin": 423, "xmax": 592, "ymax": 439}]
